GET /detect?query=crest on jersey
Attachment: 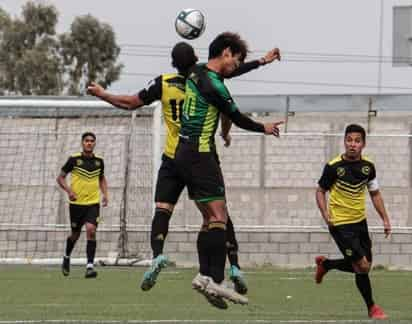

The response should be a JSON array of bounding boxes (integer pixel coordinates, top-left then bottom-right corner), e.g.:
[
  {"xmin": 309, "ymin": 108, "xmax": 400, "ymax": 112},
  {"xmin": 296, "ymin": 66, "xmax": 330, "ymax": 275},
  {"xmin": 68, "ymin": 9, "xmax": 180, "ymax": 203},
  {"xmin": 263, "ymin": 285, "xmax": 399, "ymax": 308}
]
[
  {"xmin": 76, "ymin": 159, "xmax": 83, "ymax": 166},
  {"xmin": 95, "ymin": 160, "xmax": 101, "ymax": 167},
  {"xmin": 361, "ymin": 166, "xmax": 370, "ymax": 175},
  {"xmin": 345, "ymin": 249, "xmax": 353, "ymax": 257},
  {"xmin": 337, "ymin": 167, "xmax": 345, "ymax": 177}
]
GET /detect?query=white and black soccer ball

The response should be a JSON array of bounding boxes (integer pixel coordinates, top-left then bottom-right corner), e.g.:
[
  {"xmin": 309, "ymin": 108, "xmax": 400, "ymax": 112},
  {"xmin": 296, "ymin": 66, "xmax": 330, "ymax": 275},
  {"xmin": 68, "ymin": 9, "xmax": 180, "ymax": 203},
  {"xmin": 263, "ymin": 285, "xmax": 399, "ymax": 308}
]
[{"xmin": 175, "ymin": 8, "xmax": 206, "ymax": 40}]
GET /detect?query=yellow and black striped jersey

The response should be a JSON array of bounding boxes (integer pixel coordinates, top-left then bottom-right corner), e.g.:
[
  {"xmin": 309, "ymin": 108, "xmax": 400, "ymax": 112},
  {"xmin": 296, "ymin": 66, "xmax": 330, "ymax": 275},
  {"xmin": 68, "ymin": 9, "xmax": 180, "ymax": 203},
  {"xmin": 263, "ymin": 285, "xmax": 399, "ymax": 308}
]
[
  {"xmin": 138, "ymin": 73, "xmax": 186, "ymax": 159},
  {"xmin": 61, "ymin": 152, "xmax": 104, "ymax": 205},
  {"xmin": 137, "ymin": 62, "xmax": 263, "ymax": 158},
  {"xmin": 318, "ymin": 155, "xmax": 379, "ymax": 226}
]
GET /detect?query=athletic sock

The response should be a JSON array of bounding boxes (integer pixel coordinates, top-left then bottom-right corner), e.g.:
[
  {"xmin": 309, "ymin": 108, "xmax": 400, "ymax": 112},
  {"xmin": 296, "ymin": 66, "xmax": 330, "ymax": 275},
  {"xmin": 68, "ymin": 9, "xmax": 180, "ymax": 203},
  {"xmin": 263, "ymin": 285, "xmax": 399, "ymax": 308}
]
[
  {"xmin": 226, "ymin": 216, "xmax": 240, "ymax": 269},
  {"xmin": 207, "ymin": 222, "xmax": 227, "ymax": 284},
  {"xmin": 323, "ymin": 258, "xmax": 354, "ymax": 273},
  {"xmin": 65, "ymin": 237, "xmax": 76, "ymax": 257},
  {"xmin": 150, "ymin": 208, "xmax": 172, "ymax": 258},
  {"xmin": 86, "ymin": 240, "xmax": 96, "ymax": 265},
  {"xmin": 197, "ymin": 228, "xmax": 210, "ymax": 277},
  {"xmin": 355, "ymin": 273, "xmax": 375, "ymax": 309}
]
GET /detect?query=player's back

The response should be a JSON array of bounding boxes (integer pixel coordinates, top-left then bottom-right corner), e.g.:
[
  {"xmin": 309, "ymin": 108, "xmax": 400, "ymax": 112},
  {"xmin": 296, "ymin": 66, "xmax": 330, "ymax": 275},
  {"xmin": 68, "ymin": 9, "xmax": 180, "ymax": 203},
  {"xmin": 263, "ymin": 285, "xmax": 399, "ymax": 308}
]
[{"xmin": 160, "ymin": 73, "xmax": 186, "ymax": 159}]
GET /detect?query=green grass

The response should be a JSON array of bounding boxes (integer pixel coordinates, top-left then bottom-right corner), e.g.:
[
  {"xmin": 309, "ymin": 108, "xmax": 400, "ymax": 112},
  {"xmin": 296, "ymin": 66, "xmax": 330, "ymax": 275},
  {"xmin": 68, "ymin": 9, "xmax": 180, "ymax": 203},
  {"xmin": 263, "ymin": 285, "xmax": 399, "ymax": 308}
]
[{"xmin": 0, "ymin": 265, "xmax": 411, "ymax": 323}]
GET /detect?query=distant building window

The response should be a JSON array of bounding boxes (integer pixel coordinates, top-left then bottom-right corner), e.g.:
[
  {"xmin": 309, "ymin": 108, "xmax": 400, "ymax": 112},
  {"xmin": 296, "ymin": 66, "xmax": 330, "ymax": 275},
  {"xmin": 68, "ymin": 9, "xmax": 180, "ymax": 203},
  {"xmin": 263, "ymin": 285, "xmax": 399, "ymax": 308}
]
[{"xmin": 393, "ymin": 6, "xmax": 412, "ymax": 66}]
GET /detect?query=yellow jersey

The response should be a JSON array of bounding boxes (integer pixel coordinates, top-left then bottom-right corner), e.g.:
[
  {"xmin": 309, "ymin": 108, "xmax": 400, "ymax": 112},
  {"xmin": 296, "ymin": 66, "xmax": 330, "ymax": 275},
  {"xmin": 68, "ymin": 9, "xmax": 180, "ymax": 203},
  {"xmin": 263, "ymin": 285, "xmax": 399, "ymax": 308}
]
[
  {"xmin": 138, "ymin": 73, "xmax": 186, "ymax": 158},
  {"xmin": 318, "ymin": 155, "xmax": 378, "ymax": 226},
  {"xmin": 61, "ymin": 152, "xmax": 104, "ymax": 205}
]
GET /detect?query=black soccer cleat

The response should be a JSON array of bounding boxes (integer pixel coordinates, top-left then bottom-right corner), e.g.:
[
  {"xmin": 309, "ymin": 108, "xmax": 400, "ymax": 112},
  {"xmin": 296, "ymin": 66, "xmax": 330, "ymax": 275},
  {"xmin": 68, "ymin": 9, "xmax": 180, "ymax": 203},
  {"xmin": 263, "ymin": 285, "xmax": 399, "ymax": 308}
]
[
  {"xmin": 85, "ymin": 267, "xmax": 98, "ymax": 279},
  {"xmin": 62, "ymin": 256, "xmax": 70, "ymax": 277}
]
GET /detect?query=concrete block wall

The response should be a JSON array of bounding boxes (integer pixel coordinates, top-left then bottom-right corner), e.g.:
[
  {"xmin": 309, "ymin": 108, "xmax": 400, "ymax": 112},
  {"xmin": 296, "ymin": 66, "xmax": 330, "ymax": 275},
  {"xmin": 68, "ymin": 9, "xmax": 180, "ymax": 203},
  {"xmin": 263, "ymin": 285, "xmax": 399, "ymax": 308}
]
[
  {"xmin": 2, "ymin": 229, "xmax": 412, "ymax": 268},
  {"xmin": 1, "ymin": 110, "xmax": 412, "ymax": 267}
]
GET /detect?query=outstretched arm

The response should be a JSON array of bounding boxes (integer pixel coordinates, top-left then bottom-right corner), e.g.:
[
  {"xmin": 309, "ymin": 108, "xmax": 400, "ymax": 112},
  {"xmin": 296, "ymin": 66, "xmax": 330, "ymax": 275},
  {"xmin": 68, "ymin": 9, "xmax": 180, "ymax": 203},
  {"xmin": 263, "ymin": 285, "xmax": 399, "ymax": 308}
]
[
  {"xmin": 227, "ymin": 47, "xmax": 281, "ymax": 78},
  {"xmin": 87, "ymin": 82, "xmax": 144, "ymax": 110}
]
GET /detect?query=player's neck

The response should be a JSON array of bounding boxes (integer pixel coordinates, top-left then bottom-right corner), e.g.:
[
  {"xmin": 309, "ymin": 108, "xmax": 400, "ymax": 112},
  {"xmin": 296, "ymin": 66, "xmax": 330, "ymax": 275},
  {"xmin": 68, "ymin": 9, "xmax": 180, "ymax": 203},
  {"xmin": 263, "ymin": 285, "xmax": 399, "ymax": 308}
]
[
  {"xmin": 206, "ymin": 59, "xmax": 223, "ymax": 74},
  {"xmin": 82, "ymin": 151, "xmax": 94, "ymax": 158},
  {"xmin": 342, "ymin": 153, "xmax": 361, "ymax": 161}
]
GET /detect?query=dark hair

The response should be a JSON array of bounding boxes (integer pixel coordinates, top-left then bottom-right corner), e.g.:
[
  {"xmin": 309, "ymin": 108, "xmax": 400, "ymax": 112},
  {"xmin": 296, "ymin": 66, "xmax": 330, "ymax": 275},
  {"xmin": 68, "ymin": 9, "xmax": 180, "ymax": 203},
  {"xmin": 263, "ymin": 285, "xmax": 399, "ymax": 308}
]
[
  {"xmin": 82, "ymin": 132, "xmax": 96, "ymax": 141},
  {"xmin": 208, "ymin": 32, "xmax": 249, "ymax": 61},
  {"xmin": 344, "ymin": 124, "xmax": 366, "ymax": 142},
  {"xmin": 171, "ymin": 42, "xmax": 198, "ymax": 75}
]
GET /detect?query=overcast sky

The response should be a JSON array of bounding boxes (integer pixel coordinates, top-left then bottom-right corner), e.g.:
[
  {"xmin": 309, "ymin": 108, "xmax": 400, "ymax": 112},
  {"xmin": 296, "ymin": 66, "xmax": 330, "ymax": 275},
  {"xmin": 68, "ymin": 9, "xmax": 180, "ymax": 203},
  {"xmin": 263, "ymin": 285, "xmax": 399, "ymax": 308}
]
[{"xmin": 2, "ymin": 0, "xmax": 412, "ymax": 95}]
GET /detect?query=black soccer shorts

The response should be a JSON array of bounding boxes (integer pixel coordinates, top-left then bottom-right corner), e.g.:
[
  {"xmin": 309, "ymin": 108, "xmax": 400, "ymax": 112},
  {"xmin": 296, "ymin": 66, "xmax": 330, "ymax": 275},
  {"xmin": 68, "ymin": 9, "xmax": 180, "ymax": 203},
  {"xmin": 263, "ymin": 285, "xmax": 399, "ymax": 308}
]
[
  {"xmin": 174, "ymin": 138, "xmax": 226, "ymax": 202},
  {"xmin": 154, "ymin": 154, "xmax": 186, "ymax": 205},
  {"xmin": 69, "ymin": 203, "xmax": 100, "ymax": 231},
  {"xmin": 329, "ymin": 219, "xmax": 372, "ymax": 262}
]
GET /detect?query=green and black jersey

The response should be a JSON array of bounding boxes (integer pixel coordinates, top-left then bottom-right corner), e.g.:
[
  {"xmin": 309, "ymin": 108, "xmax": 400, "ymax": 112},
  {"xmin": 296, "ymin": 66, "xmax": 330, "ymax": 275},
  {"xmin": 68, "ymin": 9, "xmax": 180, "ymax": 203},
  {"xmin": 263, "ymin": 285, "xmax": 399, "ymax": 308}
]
[
  {"xmin": 318, "ymin": 155, "xmax": 379, "ymax": 226},
  {"xmin": 180, "ymin": 64, "xmax": 239, "ymax": 152},
  {"xmin": 61, "ymin": 152, "xmax": 105, "ymax": 205}
]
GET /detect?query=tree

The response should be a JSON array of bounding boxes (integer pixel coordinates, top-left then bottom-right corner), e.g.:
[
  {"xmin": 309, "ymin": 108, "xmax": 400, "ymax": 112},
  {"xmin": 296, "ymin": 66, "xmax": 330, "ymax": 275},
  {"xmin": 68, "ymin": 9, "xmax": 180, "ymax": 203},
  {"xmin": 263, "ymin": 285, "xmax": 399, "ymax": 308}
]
[
  {"xmin": 0, "ymin": 2, "xmax": 61, "ymax": 95},
  {"xmin": 60, "ymin": 15, "xmax": 123, "ymax": 95},
  {"xmin": 0, "ymin": 7, "xmax": 11, "ymax": 95},
  {"xmin": 0, "ymin": 2, "xmax": 123, "ymax": 95}
]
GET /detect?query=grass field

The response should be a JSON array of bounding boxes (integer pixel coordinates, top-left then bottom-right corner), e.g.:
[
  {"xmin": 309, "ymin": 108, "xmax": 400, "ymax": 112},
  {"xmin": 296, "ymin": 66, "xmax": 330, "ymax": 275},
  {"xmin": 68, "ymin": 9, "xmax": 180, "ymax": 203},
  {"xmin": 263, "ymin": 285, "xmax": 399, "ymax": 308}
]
[{"xmin": 0, "ymin": 265, "xmax": 411, "ymax": 323}]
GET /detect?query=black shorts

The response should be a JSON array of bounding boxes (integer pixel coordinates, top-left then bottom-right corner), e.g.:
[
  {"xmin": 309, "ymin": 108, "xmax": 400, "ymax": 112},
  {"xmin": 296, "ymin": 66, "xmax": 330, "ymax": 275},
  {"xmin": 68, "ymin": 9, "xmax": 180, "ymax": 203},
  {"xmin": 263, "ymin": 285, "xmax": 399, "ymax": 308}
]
[
  {"xmin": 175, "ymin": 138, "xmax": 225, "ymax": 202},
  {"xmin": 329, "ymin": 219, "xmax": 372, "ymax": 262},
  {"xmin": 154, "ymin": 154, "xmax": 185, "ymax": 204},
  {"xmin": 69, "ymin": 203, "xmax": 100, "ymax": 231}
]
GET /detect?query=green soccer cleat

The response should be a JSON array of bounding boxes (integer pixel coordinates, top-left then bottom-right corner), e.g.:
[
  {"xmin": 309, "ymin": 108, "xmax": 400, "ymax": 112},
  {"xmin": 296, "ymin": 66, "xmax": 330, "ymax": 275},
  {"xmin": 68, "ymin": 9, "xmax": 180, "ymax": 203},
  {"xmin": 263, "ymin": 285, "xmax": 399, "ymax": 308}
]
[
  {"xmin": 62, "ymin": 256, "xmax": 70, "ymax": 277},
  {"xmin": 229, "ymin": 265, "xmax": 248, "ymax": 295},
  {"xmin": 140, "ymin": 254, "xmax": 168, "ymax": 291}
]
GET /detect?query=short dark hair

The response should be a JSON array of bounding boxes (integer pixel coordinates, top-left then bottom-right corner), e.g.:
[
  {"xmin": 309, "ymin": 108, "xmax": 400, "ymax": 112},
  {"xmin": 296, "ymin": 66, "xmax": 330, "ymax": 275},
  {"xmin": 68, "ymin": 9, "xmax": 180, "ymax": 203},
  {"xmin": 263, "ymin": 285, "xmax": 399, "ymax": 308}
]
[
  {"xmin": 208, "ymin": 32, "xmax": 249, "ymax": 61},
  {"xmin": 82, "ymin": 132, "xmax": 96, "ymax": 141},
  {"xmin": 171, "ymin": 42, "xmax": 198, "ymax": 75},
  {"xmin": 344, "ymin": 124, "xmax": 366, "ymax": 142}
]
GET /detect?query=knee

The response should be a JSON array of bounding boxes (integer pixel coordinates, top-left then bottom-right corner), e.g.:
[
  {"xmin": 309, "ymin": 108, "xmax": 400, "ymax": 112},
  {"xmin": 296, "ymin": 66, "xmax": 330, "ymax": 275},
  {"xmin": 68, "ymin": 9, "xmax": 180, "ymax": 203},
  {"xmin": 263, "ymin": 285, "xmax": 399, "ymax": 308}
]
[
  {"xmin": 86, "ymin": 226, "xmax": 97, "ymax": 240},
  {"xmin": 87, "ymin": 232, "xmax": 96, "ymax": 240},
  {"xmin": 155, "ymin": 202, "xmax": 174, "ymax": 213},
  {"xmin": 70, "ymin": 231, "xmax": 80, "ymax": 241},
  {"xmin": 354, "ymin": 259, "xmax": 371, "ymax": 273}
]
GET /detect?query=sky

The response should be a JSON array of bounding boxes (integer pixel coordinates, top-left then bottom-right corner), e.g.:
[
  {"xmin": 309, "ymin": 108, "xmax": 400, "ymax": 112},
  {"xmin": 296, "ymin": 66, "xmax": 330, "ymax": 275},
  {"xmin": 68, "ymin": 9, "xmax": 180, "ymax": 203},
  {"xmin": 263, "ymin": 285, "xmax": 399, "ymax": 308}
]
[{"xmin": 2, "ymin": 0, "xmax": 412, "ymax": 95}]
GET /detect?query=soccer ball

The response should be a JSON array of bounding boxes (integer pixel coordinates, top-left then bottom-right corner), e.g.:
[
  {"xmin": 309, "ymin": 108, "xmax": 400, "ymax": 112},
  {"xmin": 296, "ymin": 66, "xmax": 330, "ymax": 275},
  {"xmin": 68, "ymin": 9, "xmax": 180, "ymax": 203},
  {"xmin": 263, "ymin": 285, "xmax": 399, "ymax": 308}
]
[{"xmin": 175, "ymin": 8, "xmax": 206, "ymax": 40}]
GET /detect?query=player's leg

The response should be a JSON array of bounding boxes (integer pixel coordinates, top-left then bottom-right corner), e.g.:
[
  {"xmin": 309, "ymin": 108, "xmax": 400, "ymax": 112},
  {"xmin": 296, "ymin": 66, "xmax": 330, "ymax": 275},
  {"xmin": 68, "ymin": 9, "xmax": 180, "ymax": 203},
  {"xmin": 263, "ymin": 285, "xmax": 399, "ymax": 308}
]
[
  {"xmin": 84, "ymin": 204, "xmax": 99, "ymax": 278},
  {"xmin": 352, "ymin": 221, "xmax": 387, "ymax": 319},
  {"xmin": 192, "ymin": 222, "xmax": 228, "ymax": 310},
  {"xmin": 196, "ymin": 200, "xmax": 227, "ymax": 284},
  {"xmin": 141, "ymin": 203, "xmax": 173, "ymax": 291},
  {"xmin": 226, "ymin": 215, "xmax": 247, "ymax": 294},
  {"xmin": 315, "ymin": 224, "xmax": 355, "ymax": 283},
  {"xmin": 194, "ymin": 200, "xmax": 247, "ymax": 305},
  {"xmin": 141, "ymin": 156, "xmax": 185, "ymax": 291},
  {"xmin": 174, "ymin": 140, "xmax": 248, "ymax": 305},
  {"xmin": 62, "ymin": 204, "xmax": 82, "ymax": 276}
]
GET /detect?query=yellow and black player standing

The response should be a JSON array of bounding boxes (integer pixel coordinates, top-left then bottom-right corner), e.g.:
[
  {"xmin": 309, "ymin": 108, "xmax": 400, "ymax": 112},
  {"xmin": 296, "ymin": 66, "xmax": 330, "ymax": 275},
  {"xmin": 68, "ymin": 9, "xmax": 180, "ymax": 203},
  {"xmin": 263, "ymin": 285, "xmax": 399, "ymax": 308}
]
[
  {"xmin": 315, "ymin": 124, "xmax": 391, "ymax": 320},
  {"xmin": 57, "ymin": 132, "xmax": 108, "ymax": 278}
]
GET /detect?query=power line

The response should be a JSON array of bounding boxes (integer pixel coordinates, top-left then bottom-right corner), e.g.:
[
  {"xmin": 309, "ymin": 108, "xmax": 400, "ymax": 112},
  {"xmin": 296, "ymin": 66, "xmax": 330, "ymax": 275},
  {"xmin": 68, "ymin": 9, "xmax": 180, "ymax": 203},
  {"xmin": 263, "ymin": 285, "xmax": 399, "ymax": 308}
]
[
  {"xmin": 121, "ymin": 72, "xmax": 412, "ymax": 91},
  {"xmin": 120, "ymin": 51, "xmax": 412, "ymax": 64},
  {"xmin": 118, "ymin": 42, "xmax": 412, "ymax": 62}
]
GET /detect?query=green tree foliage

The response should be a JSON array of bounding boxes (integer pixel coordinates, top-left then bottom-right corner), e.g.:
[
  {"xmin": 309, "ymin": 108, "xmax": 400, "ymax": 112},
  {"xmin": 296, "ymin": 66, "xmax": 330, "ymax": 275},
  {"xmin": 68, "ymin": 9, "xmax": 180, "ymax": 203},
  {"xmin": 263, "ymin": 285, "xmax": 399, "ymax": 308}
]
[
  {"xmin": 0, "ymin": 2, "xmax": 123, "ymax": 95},
  {"xmin": 60, "ymin": 14, "xmax": 123, "ymax": 95}
]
